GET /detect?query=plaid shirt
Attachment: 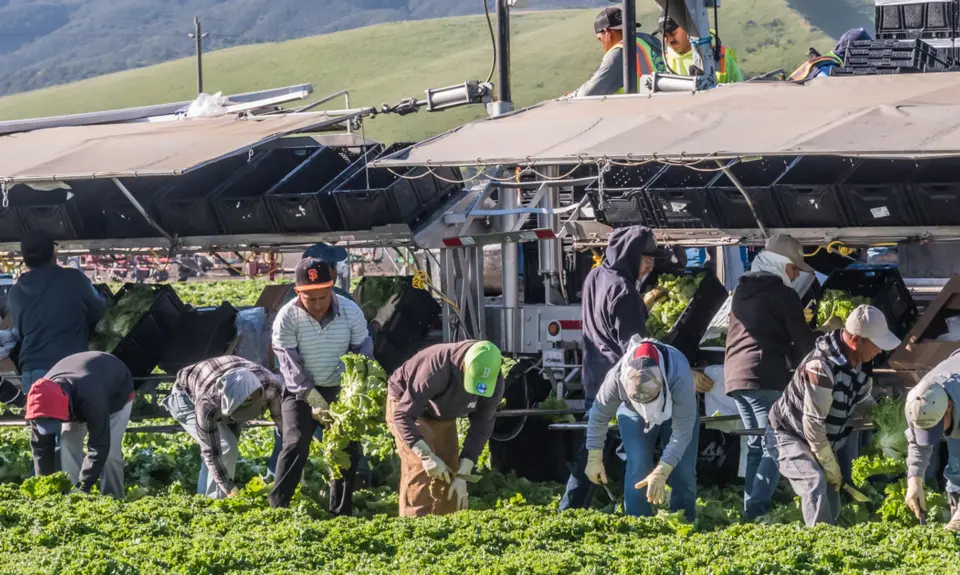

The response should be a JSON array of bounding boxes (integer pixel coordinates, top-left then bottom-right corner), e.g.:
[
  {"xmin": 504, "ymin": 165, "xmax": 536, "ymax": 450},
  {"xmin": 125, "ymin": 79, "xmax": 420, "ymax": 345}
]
[{"xmin": 174, "ymin": 356, "xmax": 283, "ymax": 493}]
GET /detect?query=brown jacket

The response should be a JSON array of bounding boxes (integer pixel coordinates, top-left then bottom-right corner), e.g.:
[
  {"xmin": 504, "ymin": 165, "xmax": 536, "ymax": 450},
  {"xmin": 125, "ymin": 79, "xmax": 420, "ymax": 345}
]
[
  {"xmin": 388, "ymin": 341, "xmax": 505, "ymax": 463},
  {"xmin": 724, "ymin": 273, "xmax": 817, "ymax": 395}
]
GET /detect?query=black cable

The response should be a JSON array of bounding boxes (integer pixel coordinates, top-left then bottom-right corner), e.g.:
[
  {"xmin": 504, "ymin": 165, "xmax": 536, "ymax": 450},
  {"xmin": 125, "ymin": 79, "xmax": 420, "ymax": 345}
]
[
  {"xmin": 712, "ymin": 1, "xmax": 722, "ymax": 64},
  {"xmin": 662, "ymin": 1, "xmax": 677, "ymax": 75},
  {"xmin": 482, "ymin": 0, "xmax": 497, "ymax": 83}
]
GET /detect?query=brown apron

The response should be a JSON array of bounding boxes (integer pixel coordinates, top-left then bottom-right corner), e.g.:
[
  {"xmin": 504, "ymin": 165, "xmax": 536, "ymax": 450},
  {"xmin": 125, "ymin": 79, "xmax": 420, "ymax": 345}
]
[{"xmin": 386, "ymin": 397, "xmax": 460, "ymax": 517}]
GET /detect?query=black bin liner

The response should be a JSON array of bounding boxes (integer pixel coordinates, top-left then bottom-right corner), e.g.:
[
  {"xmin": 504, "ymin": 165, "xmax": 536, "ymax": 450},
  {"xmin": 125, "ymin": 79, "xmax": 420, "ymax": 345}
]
[
  {"xmin": 820, "ymin": 265, "xmax": 919, "ymax": 341},
  {"xmin": 365, "ymin": 277, "xmax": 441, "ymax": 372},
  {"xmin": 660, "ymin": 269, "xmax": 729, "ymax": 364},
  {"xmin": 106, "ymin": 284, "xmax": 186, "ymax": 383},
  {"xmin": 158, "ymin": 303, "xmax": 238, "ymax": 374},
  {"xmin": 266, "ymin": 146, "xmax": 375, "ymax": 233}
]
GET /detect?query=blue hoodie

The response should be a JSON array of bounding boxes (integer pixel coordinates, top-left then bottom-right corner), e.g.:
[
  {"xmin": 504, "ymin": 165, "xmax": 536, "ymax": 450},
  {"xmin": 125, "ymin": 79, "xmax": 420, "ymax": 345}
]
[
  {"xmin": 581, "ymin": 226, "xmax": 656, "ymax": 399},
  {"xmin": 8, "ymin": 264, "xmax": 108, "ymax": 372}
]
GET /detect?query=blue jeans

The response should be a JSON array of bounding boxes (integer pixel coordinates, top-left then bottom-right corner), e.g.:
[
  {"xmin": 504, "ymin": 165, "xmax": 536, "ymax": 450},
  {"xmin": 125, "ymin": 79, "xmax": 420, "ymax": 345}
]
[
  {"xmin": 731, "ymin": 389, "xmax": 781, "ymax": 518},
  {"xmin": 20, "ymin": 369, "xmax": 49, "ymax": 396},
  {"xmin": 560, "ymin": 398, "xmax": 601, "ymax": 511},
  {"xmin": 617, "ymin": 405, "xmax": 700, "ymax": 521}
]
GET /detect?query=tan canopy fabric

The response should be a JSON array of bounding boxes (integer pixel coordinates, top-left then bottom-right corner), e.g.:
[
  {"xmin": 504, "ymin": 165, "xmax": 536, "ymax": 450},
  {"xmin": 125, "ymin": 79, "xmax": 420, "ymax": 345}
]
[
  {"xmin": 376, "ymin": 72, "xmax": 960, "ymax": 167},
  {"xmin": 0, "ymin": 114, "xmax": 344, "ymax": 183}
]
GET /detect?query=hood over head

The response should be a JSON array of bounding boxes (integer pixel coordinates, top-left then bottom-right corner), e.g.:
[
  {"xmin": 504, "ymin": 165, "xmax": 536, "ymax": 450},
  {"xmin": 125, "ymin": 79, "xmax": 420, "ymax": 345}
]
[
  {"xmin": 603, "ymin": 226, "xmax": 670, "ymax": 283},
  {"xmin": 15, "ymin": 264, "xmax": 60, "ymax": 297}
]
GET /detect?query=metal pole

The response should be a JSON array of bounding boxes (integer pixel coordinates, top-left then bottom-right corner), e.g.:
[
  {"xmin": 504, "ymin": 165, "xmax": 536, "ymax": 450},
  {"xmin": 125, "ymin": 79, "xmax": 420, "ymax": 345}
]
[
  {"xmin": 494, "ymin": 0, "xmax": 513, "ymax": 111},
  {"xmin": 500, "ymin": 185, "xmax": 520, "ymax": 353},
  {"xmin": 189, "ymin": 17, "xmax": 209, "ymax": 96},
  {"xmin": 538, "ymin": 166, "xmax": 562, "ymax": 305},
  {"xmin": 111, "ymin": 178, "xmax": 175, "ymax": 244},
  {"xmin": 623, "ymin": 0, "xmax": 638, "ymax": 94}
]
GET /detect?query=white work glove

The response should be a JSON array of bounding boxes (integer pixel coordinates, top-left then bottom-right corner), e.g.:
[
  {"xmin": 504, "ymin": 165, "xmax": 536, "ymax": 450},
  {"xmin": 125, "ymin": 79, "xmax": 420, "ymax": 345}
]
[
  {"xmin": 813, "ymin": 445, "xmax": 843, "ymax": 490},
  {"xmin": 585, "ymin": 449, "xmax": 607, "ymax": 485},
  {"xmin": 305, "ymin": 388, "xmax": 332, "ymax": 425},
  {"xmin": 947, "ymin": 505, "xmax": 960, "ymax": 531},
  {"xmin": 643, "ymin": 287, "xmax": 669, "ymax": 308},
  {"xmin": 635, "ymin": 462, "xmax": 674, "ymax": 505},
  {"xmin": 372, "ymin": 294, "xmax": 401, "ymax": 328},
  {"xmin": 447, "ymin": 459, "xmax": 474, "ymax": 511},
  {"xmin": 905, "ymin": 475, "xmax": 927, "ymax": 521},
  {"xmin": 412, "ymin": 439, "xmax": 452, "ymax": 483},
  {"xmin": 693, "ymin": 371, "xmax": 714, "ymax": 394}
]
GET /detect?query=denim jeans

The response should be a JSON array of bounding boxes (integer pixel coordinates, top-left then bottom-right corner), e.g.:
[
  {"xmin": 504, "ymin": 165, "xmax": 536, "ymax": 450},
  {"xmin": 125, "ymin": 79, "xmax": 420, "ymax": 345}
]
[
  {"xmin": 20, "ymin": 369, "xmax": 49, "ymax": 396},
  {"xmin": 560, "ymin": 398, "xmax": 604, "ymax": 511},
  {"xmin": 771, "ymin": 427, "xmax": 841, "ymax": 526},
  {"xmin": 731, "ymin": 389, "xmax": 781, "ymax": 518},
  {"xmin": 617, "ymin": 404, "xmax": 700, "ymax": 521}
]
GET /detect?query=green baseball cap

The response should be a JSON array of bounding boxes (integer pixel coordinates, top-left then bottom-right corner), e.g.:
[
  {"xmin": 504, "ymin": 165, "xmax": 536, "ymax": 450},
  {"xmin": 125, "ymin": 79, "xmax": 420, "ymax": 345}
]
[{"xmin": 463, "ymin": 341, "xmax": 502, "ymax": 398}]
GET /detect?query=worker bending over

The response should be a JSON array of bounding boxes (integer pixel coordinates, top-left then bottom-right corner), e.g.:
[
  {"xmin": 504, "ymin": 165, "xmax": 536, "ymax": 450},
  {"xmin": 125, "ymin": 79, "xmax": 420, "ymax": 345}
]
[
  {"xmin": 270, "ymin": 258, "xmax": 372, "ymax": 513},
  {"xmin": 569, "ymin": 6, "xmax": 666, "ymax": 97},
  {"xmin": 25, "ymin": 351, "xmax": 133, "ymax": 498},
  {"xmin": 768, "ymin": 305, "xmax": 900, "ymax": 526},
  {"xmin": 163, "ymin": 356, "xmax": 283, "ymax": 499},
  {"xmin": 386, "ymin": 341, "xmax": 504, "ymax": 516},
  {"xmin": 661, "ymin": 15, "xmax": 742, "ymax": 83},
  {"xmin": 560, "ymin": 226, "xmax": 672, "ymax": 511},
  {"xmin": 584, "ymin": 336, "xmax": 699, "ymax": 520},
  {"xmin": 903, "ymin": 351, "xmax": 960, "ymax": 530},
  {"xmin": 724, "ymin": 234, "xmax": 819, "ymax": 519}
]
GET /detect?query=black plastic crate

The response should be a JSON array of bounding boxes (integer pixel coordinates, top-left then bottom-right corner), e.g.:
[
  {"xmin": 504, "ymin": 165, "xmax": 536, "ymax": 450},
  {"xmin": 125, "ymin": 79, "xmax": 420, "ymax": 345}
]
[
  {"xmin": 904, "ymin": 157, "xmax": 960, "ymax": 225},
  {"xmin": 837, "ymin": 160, "xmax": 917, "ymax": 226},
  {"xmin": 876, "ymin": 3, "xmax": 957, "ymax": 37},
  {"xmin": 589, "ymin": 162, "xmax": 665, "ymax": 227},
  {"xmin": 10, "ymin": 184, "xmax": 81, "ymax": 240},
  {"xmin": 832, "ymin": 66, "xmax": 915, "ymax": 76},
  {"xmin": 212, "ymin": 148, "xmax": 317, "ymax": 235},
  {"xmin": 70, "ymin": 178, "xmax": 163, "ymax": 239},
  {"xmin": 155, "ymin": 155, "xmax": 250, "ymax": 237},
  {"xmin": 820, "ymin": 266, "xmax": 919, "ymax": 340},
  {"xmin": 706, "ymin": 187, "xmax": 785, "ymax": 229},
  {"xmin": 0, "ymin": 206, "xmax": 23, "ymax": 242},
  {"xmin": 107, "ymin": 284, "xmax": 186, "ymax": 381},
  {"xmin": 266, "ymin": 145, "xmax": 379, "ymax": 233},
  {"xmin": 158, "ymin": 303, "xmax": 238, "ymax": 374},
  {"xmin": 771, "ymin": 156, "xmax": 857, "ymax": 228},
  {"xmin": 644, "ymin": 188, "xmax": 718, "ymax": 228},
  {"xmin": 333, "ymin": 164, "xmax": 423, "ymax": 231},
  {"xmin": 660, "ymin": 270, "xmax": 729, "ymax": 364}
]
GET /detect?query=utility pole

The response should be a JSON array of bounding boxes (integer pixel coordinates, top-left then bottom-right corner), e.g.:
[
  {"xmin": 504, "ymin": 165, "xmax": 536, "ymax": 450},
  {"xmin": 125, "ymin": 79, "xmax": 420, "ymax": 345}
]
[
  {"xmin": 188, "ymin": 17, "xmax": 209, "ymax": 95},
  {"xmin": 623, "ymin": 0, "xmax": 638, "ymax": 94}
]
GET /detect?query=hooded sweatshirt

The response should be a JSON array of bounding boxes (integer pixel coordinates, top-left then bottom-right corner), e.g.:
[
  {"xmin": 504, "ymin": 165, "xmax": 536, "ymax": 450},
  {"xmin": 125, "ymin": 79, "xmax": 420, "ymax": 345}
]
[
  {"xmin": 581, "ymin": 227, "xmax": 655, "ymax": 399},
  {"xmin": 724, "ymin": 271, "xmax": 817, "ymax": 395},
  {"xmin": 8, "ymin": 264, "xmax": 108, "ymax": 373}
]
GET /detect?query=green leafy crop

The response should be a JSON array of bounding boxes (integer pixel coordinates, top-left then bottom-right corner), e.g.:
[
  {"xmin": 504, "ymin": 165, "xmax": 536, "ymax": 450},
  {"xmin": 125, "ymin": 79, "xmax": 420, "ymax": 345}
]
[
  {"xmin": 816, "ymin": 289, "xmax": 870, "ymax": 326},
  {"xmin": 645, "ymin": 273, "xmax": 704, "ymax": 340}
]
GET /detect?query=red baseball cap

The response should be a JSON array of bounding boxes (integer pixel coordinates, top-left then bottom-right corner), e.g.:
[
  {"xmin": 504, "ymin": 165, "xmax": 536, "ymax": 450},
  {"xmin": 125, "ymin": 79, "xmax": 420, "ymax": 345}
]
[{"xmin": 25, "ymin": 378, "xmax": 70, "ymax": 435}]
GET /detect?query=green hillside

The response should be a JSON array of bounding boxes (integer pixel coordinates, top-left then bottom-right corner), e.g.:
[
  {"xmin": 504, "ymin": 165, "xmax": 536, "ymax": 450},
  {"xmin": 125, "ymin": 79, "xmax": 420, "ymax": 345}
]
[{"xmin": 0, "ymin": 2, "xmax": 845, "ymax": 143}]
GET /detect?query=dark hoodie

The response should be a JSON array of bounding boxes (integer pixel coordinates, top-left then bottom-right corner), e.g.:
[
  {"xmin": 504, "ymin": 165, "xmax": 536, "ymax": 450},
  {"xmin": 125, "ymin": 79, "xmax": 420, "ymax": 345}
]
[
  {"xmin": 724, "ymin": 272, "xmax": 817, "ymax": 395},
  {"xmin": 581, "ymin": 227, "xmax": 656, "ymax": 399},
  {"xmin": 8, "ymin": 264, "xmax": 108, "ymax": 373}
]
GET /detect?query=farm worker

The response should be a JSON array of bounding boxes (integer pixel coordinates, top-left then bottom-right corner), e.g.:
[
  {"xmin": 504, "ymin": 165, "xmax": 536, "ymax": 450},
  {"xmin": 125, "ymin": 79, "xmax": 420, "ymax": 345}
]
[
  {"xmin": 661, "ymin": 15, "xmax": 743, "ymax": 83},
  {"xmin": 9, "ymin": 231, "xmax": 107, "ymax": 394},
  {"xmin": 902, "ymin": 351, "xmax": 960, "ymax": 530},
  {"xmin": 788, "ymin": 28, "xmax": 871, "ymax": 81},
  {"xmin": 768, "ymin": 305, "xmax": 900, "ymax": 526},
  {"xmin": 567, "ymin": 6, "xmax": 666, "ymax": 98},
  {"xmin": 560, "ymin": 225, "xmax": 673, "ymax": 511},
  {"xmin": 24, "ymin": 351, "xmax": 133, "ymax": 498},
  {"xmin": 269, "ymin": 257, "xmax": 372, "ymax": 514},
  {"xmin": 584, "ymin": 336, "xmax": 699, "ymax": 520},
  {"xmin": 386, "ymin": 341, "xmax": 504, "ymax": 516},
  {"xmin": 724, "ymin": 233, "xmax": 819, "ymax": 518},
  {"xmin": 162, "ymin": 356, "xmax": 283, "ymax": 499}
]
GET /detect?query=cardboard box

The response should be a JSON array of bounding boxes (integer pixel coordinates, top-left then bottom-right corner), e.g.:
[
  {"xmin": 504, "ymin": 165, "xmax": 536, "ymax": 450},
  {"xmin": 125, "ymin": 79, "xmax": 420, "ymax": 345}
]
[
  {"xmin": 889, "ymin": 275, "xmax": 960, "ymax": 383},
  {"xmin": 254, "ymin": 284, "xmax": 295, "ymax": 370}
]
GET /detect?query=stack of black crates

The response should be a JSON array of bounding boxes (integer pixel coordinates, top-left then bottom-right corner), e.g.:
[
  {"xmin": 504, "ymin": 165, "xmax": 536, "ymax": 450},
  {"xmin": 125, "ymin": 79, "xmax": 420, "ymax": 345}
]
[{"xmin": 835, "ymin": 1, "xmax": 958, "ymax": 76}]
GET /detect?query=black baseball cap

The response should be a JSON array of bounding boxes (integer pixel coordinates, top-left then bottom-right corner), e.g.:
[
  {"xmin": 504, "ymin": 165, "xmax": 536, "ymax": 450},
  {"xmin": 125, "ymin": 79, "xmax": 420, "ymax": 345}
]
[
  {"xmin": 295, "ymin": 257, "xmax": 335, "ymax": 292},
  {"xmin": 21, "ymin": 231, "xmax": 56, "ymax": 261},
  {"xmin": 594, "ymin": 6, "xmax": 641, "ymax": 34},
  {"xmin": 659, "ymin": 13, "xmax": 680, "ymax": 33}
]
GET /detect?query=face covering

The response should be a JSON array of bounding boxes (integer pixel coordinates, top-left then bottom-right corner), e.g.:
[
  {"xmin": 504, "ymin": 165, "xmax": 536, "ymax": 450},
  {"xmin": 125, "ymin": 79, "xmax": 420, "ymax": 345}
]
[
  {"xmin": 750, "ymin": 250, "xmax": 794, "ymax": 287},
  {"xmin": 620, "ymin": 339, "xmax": 673, "ymax": 431}
]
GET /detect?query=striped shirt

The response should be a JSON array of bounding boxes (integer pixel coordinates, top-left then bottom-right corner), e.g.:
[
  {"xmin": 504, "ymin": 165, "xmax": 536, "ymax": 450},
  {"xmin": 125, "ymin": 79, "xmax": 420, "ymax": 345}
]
[
  {"xmin": 173, "ymin": 355, "xmax": 283, "ymax": 493},
  {"xmin": 769, "ymin": 329, "xmax": 874, "ymax": 452},
  {"xmin": 272, "ymin": 295, "xmax": 368, "ymax": 392}
]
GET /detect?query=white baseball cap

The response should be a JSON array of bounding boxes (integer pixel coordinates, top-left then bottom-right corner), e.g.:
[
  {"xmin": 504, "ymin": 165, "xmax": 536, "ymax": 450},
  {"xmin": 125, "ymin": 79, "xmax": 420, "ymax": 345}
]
[
  {"xmin": 844, "ymin": 304, "xmax": 901, "ymax": 351},
  {"xmin": 906, "ymin": 381, "xmax": 950, "ymax": 446}
]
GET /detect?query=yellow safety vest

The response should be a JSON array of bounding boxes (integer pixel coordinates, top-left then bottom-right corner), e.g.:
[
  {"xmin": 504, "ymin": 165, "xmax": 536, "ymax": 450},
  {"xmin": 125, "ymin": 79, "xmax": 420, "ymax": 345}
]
[{"xmin": 666, "ymin": 41, "xmax": 743, "ymax": 83}]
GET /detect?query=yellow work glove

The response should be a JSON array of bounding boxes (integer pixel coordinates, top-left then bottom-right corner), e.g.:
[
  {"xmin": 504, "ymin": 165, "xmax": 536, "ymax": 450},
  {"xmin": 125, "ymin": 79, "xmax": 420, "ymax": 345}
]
[
  {"xmin": 813, "ymin": 445, "xmax": 842, "ymax": 489},
  {"xmin": 305, "ymin": 388, "xmax": 332, "ymax": 424},
  {"xmin": 447, "ymin": 459, "xmax": 474, "ymax": 511},
  {"xmin": 643, "ymin": 287, "xmax": 669, "ymax": 308},
  {"xmin": 635, "ymin": 462, "xmax": 674, "ymax": 505},
  {"xmin": 412, "ymin": 440, "xmax": 452, "ymax": 483},
  {"xmin": 226, "ymin": 487, "xmax": 242, "ymax": 499},
  {"xmin": 585, "ymin": 449, "xmax": 607, "ymax": 485},
  {"xmin": 803, "ymin": 308, "xmax": 814, "ymax": 324},
  {"xmin": 694, "ymin": 371, "xmax": 714, "ymax": 394},
  {"xmin": 905, "ymin": 475, "xmax": 926, "ymax": 521}
]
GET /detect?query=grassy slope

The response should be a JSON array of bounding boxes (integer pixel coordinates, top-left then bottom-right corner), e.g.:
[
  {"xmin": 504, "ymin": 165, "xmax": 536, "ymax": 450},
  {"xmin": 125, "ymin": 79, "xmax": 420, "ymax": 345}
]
[{"xmin": 0, "ymin": 1, "xmax": 839, "ymax": 143}]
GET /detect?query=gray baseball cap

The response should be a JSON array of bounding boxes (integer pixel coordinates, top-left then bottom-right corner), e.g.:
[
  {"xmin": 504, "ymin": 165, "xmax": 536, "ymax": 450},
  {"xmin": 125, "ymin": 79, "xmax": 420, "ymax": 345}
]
[{"xmin": 906, "ymin": 381, "xmax": 950, "ymax": 446}]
